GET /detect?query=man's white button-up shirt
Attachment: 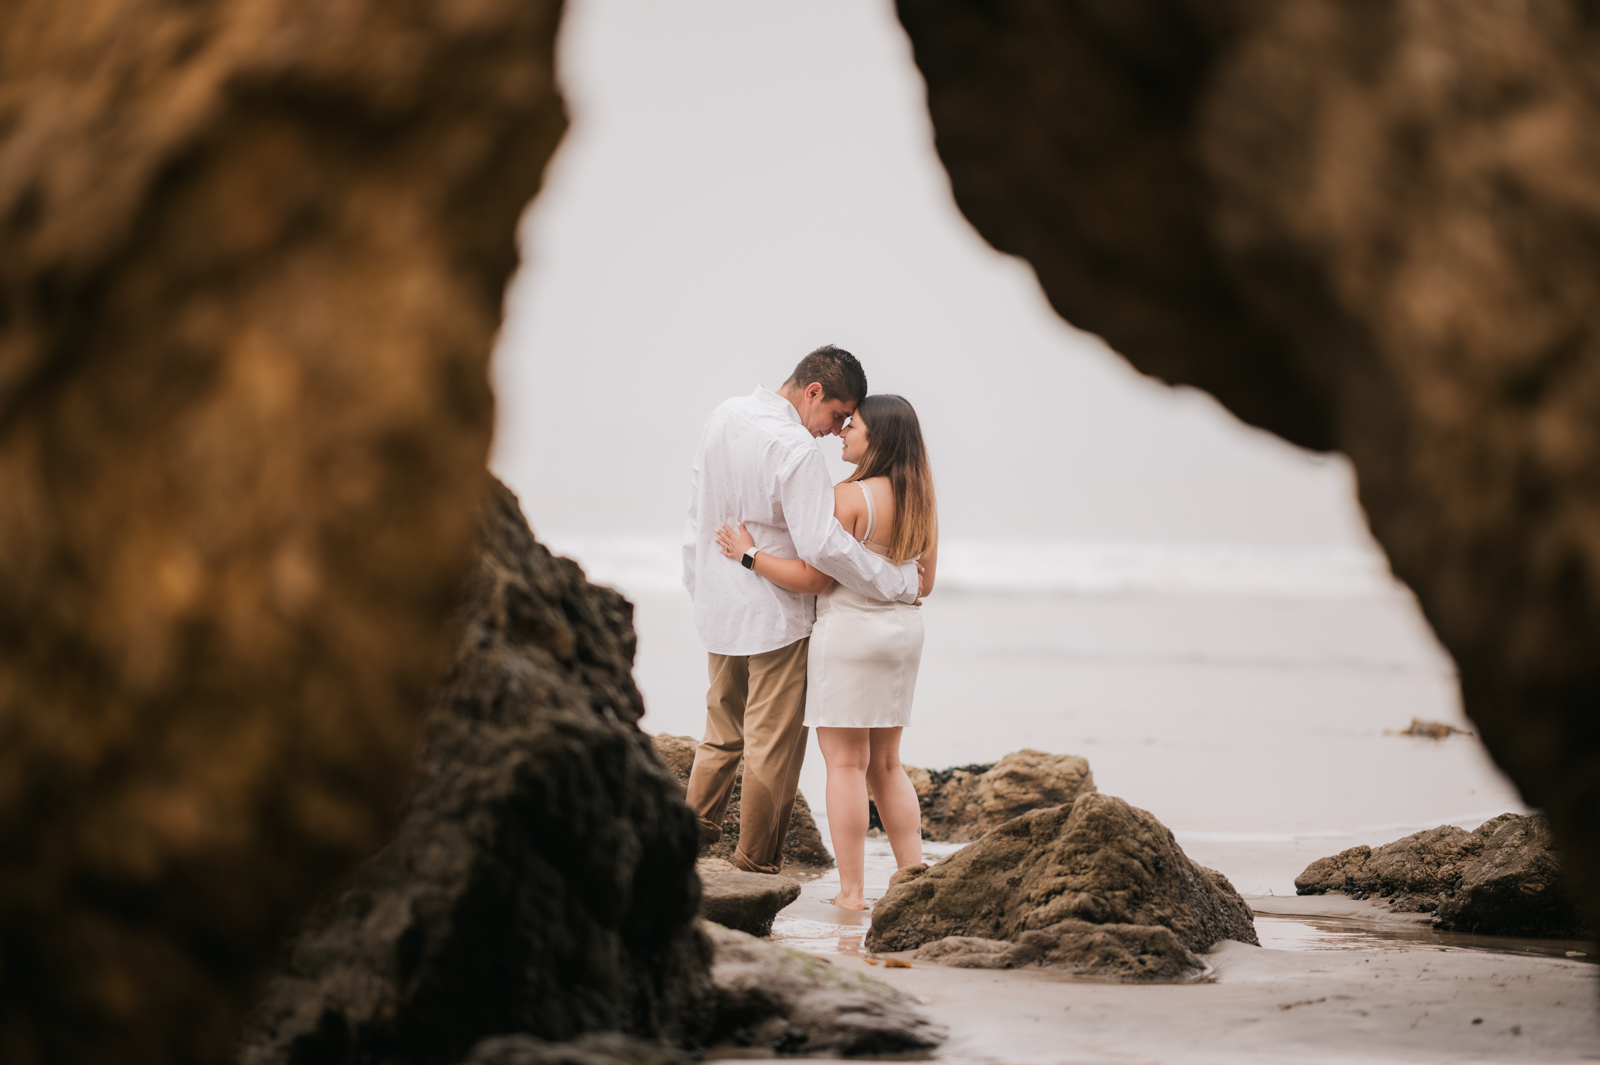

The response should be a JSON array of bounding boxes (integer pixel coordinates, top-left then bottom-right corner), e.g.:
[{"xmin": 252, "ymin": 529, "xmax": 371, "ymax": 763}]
[{"xmin": 682, "ymin": 386, "xmax": 919, "ymax": 656}]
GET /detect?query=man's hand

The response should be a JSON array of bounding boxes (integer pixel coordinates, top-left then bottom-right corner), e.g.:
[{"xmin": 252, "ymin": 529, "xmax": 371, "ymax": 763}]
[{"xmin": 914, "ymin": 559, "xmax": 929, "ymax": 605}]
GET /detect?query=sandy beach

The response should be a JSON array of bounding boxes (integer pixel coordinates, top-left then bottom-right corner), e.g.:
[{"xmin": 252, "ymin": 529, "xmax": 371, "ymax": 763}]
[{"xmin": 754, "ymin": 846, "xmax": 1600, "ymax": 1064}]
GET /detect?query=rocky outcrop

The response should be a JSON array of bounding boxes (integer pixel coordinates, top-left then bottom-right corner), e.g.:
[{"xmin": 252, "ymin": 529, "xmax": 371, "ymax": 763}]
[
  {"xmin": 703, "ymin": 924, "xmax": 945, "ymax": 1056},
  {"xmin": 865, "ymin": 794, "xmax": 1257, "ymax": 981},
  {"xmin": 893, "ymin": 749, "xmax": 1095, "ymax": 842},
  {"xmin": 0, "ymin": 2, "xmax": 565, "ymax": 1062},
  {"xmin": 457, "ymin": 1035, "xmax": 688, "ymax": 1065},
  {"xmin": 652, "ymin": 734, "xmax": 833, "ymax": 868},
  {"xmin": 697, "ymin": 859, "xmax": 801, "ymax": 937},
  {"xmin": 1296, "ymin": 813, "xmax": 1589, "ymax": 937},
  {"xmin": 237, "ymin": 481, "xmax": 714, "ymax": 1065},
  {"xmin": 895, "ymin": 0, "xmax": 1600, "ymax": 932}
]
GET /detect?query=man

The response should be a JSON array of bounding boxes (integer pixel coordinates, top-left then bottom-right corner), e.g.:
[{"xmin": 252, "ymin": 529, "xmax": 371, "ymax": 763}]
[{"xmin": 681, "ymin": 345, "xmax": 922, "ymax": 874}]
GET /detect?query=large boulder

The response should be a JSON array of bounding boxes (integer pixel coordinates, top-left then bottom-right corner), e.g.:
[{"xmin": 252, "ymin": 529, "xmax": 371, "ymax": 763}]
[
  {"xmin": 895, "ymin": 749, "xmax": 1096, "ymax": 842},
  {"xmin": 651, "ymin": 734, "xmax": 832, "ymax": 868},
  {"xmin": 0, "ymin": 2, "xmax": 566, "ymax": 1062},
  {"xmin": 1296, "ymin": 813, "xmax": 1589, "ymax": 937},
  {"xmin": 237, "ymin": 481, "xmax": 714, "ymax": 1065},
  {"xmin": 865, "ymin": 794, "xmax": 1258, "ymax": 981},
  {"xmin": 703, "ymin": 923, "xmax": 945, "ymax": 1056},
  {"xmin": 895, "ymin": 0, "xmax": 1600, "ymax": 931}
]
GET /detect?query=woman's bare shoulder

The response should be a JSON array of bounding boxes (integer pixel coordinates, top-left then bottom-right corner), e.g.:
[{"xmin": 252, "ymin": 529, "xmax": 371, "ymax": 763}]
[{"xmin": 833, "ymin": 479, "xmax": 866, "ymax": 512}]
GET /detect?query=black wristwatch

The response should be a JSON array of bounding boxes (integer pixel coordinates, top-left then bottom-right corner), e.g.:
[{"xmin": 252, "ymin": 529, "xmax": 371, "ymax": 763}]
[{"xmin": 741, "ymin": 548, "xmax": 758, "ymax": 570}]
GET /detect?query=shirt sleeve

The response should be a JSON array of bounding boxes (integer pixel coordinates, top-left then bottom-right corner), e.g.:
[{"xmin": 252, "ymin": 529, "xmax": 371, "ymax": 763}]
[
  {"xmin": 682, "ymin": 448, "xmax": 702, "ymax": 601},
  {"xmin": 779, "ymin": 448, "xmax": 918, "ymax": 603}
]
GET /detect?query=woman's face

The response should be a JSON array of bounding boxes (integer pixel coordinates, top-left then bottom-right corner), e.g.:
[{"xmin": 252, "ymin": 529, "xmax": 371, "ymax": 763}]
[{"xmin": 840, "ymin": 412, "xmax": 871, "ymax": 465}]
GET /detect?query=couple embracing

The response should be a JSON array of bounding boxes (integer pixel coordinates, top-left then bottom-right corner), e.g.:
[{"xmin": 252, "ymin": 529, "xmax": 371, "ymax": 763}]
[{"xmin": 681, "ymin": 344, "xmax": 937, "ymax": 909}]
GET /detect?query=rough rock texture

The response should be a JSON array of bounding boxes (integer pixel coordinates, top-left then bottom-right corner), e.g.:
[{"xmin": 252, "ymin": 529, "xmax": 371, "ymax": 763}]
[
  {"xmin": 865, "ymin": 794, "xmax": 1258, "ymax": 981},
  {"xmin": 651, "ymin": 734, "xmax": 833, "ymax": 868},
  {"xmin": 895, "ymin": 0, "xmax": 1600, "ymax": 930},
  {"xmin": 703, "ymin": 923, "xmax": 945, "ymax": 1056},
  {"xmin": 697, "ymin": 859, "xmax": 801, "ymax": 938},
  {"xmin": 896, "ymin": 749, "xmax": 1096, "ymax": 842},
  {"xmin": 0, "ymin": 2, "xmax": 565, "ymax": 1063},
  {"xmin": 457, "ymin": 1034, "xmax": 688, "ymax": 1065},
  {"xmin": 1296, "ymin": 813, "xmax": 1589, "ymax": 937},
  {"xmin": 237, "ymin": 481, "xmax": 714, "ymax": 1065}
]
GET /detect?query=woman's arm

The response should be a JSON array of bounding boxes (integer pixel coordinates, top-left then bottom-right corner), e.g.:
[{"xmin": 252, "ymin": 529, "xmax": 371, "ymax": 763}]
[{"xmin": 714, "ymin": 522, "xmax": 835, "ymax": 595}]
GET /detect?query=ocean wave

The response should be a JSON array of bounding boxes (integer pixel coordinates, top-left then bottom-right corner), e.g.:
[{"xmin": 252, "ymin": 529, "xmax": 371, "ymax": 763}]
[{"xmin": 542, "ymin": 535, "xmax": 1406, "ymax": 601}]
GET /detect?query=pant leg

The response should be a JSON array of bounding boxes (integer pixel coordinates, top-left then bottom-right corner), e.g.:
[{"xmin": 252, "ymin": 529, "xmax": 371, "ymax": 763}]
[
  {"xmin": 685, "ymin": 652, "xmax": 749, "ymax": 843},
  {"xmin": 732, "ymin": 637, "xmax": 810, "ymax": 874}
]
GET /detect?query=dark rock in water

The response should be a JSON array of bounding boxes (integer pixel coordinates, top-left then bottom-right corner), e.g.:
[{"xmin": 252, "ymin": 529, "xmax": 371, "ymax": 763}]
[
  {"xmin": 703, "ymin": 923, "xmax": 945, "ymax": 1056},
  {"xmin": 899, "ymin": 749, "xmax": 1096, "ymax": 842},
  {"xmin": 1399, "ymin": 719, "xmax": 1472, "ymax": 739},
  {"xmin": 865, "ymin": 794, "xmax": 1257, "ymax": 981},
  {"xmin": 652, "ymin": 734, "xmax": 833, "ymax": 868},
  {"xmin": 457, "ymin": 1034, "xmax": 690, "ymax": 1065},
  {"xmin": 1296, "ymin": 814, "xmax": 1589, "ymax": 938},
  {"xmin": 894, "ymin": 0, "xmax": 1600, "ymax": 937},
  {"xmin": 0, "ymin": 1, "xmax": 565, "ymax": 1061},
  {"xmin": 698, "ymin": 860, "xmax": 801, "ymax": 938},
  {"xmin": 238, "ymin": 482, "xmax": 714, "ymax": 1065}
]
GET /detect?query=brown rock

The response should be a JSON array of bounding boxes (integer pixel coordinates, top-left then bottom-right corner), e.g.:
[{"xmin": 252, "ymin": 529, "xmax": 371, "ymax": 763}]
[
  {"xmin": 703, "ymin": 923, "xmax": 945, "ymax": 1056},
  {"xmin": 651, "ymin": 734, "xmax": 833, "ymax": 869},
  {"xmin": 0, "ymin": 2, "xmax": 564, "ymax": 1062},
  {"xmin": 900, "ymin": 749, "xmax": 1096, "ymax": 842},
  {"xmin": 699, "ymin": 860, "xmax": 802, "ymax": 938},
  {"xmin": 1296, "ymin": 813, "xmax": 1589, "ymax": 937},
  {"xmin": 238, "ymin": 481, "xmax": 714, "ymax": 1065},
  {"xmin": 457, "ymin": 1034, "xmax": 690, "ymax": 1065},
  {"xmin": 1399, "ymin": 719, "xmax": 1472, "ymax": 739},
  {"xmin": 895, "ymin": 0, "xmax": 1600, "ymax": 932},
  {"xmin": 864, "ymin": 793, "xmax": 1258, "ymax": 981}
]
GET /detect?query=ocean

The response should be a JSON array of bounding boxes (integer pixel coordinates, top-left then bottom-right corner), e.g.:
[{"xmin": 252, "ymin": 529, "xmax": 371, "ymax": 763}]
[{"xmin": 550, "ymin": 536, "xmax": 1527, "ymax": 899}]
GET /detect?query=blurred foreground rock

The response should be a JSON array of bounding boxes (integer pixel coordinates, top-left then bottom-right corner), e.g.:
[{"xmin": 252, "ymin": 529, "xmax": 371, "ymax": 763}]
[
  {"xmin": 652, "ymin": 734, "xmax": 832, "ymax": 868},
  {"xmin": 866, "ymin": 794, "xmax": 1257, "ymax": 981},
  {"xmin": 238, "ymin": 481, "xmax": 713, "ymax": 1065},
  {"xmin": 697, "ymin": 859, "xmax": 801, "ymax": 937},
  {"xmin": 1296, "ymin": 813, "xmax": 1589, "ymax": 938},
  {"xmin": 0, "ymin": 1, "xmax": 565, "ymax": 1062},
  {"xmin": 897, "ymin": 0, "xmax": 1600, "ymax": 930},
  {"xmin": 457, "ymin": 1034, "xmax": 689, "ymax": 1065},
  {"xmin": 891, "ymin": 749, "xmax": 1095, "ymax": 842},
  {"xmin": 704, "ymin": 923, "xmax": 945, "ymax": 1056}
]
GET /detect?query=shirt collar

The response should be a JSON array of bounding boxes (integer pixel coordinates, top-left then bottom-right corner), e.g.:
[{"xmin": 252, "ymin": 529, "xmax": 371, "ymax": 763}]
[{"xmin": 753, "ymin": 385, "xmax": 801, "ymax": 426}]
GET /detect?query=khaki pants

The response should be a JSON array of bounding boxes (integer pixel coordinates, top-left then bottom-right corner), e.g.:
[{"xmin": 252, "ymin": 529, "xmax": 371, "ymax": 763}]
[{"xmin": 685, "ymin": 637, "xmax": 809, "ymax": 874}]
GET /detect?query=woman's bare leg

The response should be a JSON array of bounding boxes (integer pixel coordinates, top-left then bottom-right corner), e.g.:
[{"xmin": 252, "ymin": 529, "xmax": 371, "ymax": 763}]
[
  {"xmin": 866, "ymin": 727, "xmax": 923, "ymax": 870},
  {"xmin": 816, "ymin": 726, "xmax": 872, "ymax": 908}
]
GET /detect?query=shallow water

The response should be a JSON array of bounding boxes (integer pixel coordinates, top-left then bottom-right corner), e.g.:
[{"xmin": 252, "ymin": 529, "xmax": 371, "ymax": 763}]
[{"xmin": 625, "ymin": 584, "xmax": 1527, "ymax": 900}]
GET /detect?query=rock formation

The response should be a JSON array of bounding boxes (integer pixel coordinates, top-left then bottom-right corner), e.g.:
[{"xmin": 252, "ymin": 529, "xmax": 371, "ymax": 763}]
[
  {"xmin": 1296, "ymin": 813, "xmax": 1589, "ymax": 938},
  {"xmin": 652, "ymin": 734, "xmax": 833, "ymax": 868},
  {"xmin": 697, "ymin": 859, "xmax": 802, "ymax": 937},
  {"xmin": 237, "ymin": 481, "xmax": 714, "ymax": 1065},
  {"xmin": 890, "ymin": 749, "xmax": 1096, "ymax": 842},
  {"xmin": 0, "ymin": 1, "xmax": 565, "ymax": 1062},
  {"xmin": 703, "ymin": 924, "xmax": 945, "ymax": 1056},
  {"xmin": 865, "ymin": 793, "xmax": 1258, "ymax": 981},
  {"xmin": 895, "ymin": 0, "xmax": 1600, "ymax": 930},
  {"xmin": 458, "ymin": 1034, "xmax": 688, "ymax": 1065}
]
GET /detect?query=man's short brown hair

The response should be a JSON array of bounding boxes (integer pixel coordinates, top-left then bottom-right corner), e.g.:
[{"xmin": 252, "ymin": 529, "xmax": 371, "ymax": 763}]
[{"xmin": 785, "ymin": 344, "xmax": 868, "ymax": 406}]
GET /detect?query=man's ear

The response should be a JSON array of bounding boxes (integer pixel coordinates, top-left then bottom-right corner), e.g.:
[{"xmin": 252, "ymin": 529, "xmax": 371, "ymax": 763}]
[{"xmin": 804, "ymin": 381, "xmax": 824, "ymax": 402}]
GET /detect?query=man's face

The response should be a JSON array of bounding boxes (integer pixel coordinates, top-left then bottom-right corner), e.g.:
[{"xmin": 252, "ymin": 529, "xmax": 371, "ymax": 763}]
[{"xmin": 794, "ymin": 381, "xmax": 855, "ymax": 437}]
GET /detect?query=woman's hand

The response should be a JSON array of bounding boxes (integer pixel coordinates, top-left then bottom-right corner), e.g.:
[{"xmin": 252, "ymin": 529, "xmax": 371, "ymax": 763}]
[{"xmin": 715, "ymin": 522, "xmax": 756, "ymax": 561}]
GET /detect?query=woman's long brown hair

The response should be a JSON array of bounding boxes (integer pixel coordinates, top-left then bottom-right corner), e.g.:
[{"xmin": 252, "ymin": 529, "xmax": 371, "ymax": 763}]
[{"xmin": 845, "ymin": 394, "xmax": 937, "ymax": 563}]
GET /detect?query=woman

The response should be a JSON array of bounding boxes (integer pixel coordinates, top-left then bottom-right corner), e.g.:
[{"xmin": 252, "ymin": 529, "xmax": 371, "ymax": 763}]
[{"xmin": 714, "ymin": 394, "xmax": 937, "ymax": 909}]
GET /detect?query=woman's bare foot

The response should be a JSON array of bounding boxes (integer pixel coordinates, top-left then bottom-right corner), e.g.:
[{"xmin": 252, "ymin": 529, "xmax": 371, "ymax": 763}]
[{"xmin": 830, "ymin": 893, "xmax": 869, "ymax": 910}]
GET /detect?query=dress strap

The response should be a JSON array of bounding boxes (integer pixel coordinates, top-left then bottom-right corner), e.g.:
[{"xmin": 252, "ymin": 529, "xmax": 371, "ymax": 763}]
[{"xmin": 858, "ymin": 480, "xmax": 877, "ymax": 543}]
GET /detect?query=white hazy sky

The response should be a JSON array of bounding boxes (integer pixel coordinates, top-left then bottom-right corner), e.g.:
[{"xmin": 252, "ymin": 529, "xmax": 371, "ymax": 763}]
[{"xmin": 490, "ymin": 0, "xmax": 1378, "ymax": 552}]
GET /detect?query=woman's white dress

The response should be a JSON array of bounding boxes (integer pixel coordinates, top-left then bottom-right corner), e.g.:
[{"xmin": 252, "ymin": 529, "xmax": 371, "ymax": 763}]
[{"xmin": 804, "ymin": 482, "xmax": 924, "ymax": 728}]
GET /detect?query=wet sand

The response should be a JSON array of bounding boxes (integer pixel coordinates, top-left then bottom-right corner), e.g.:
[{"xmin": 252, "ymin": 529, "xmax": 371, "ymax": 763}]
[{"xmin": 762, "ymin": 845, "xmax": 1598, "ymax": 1064}]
